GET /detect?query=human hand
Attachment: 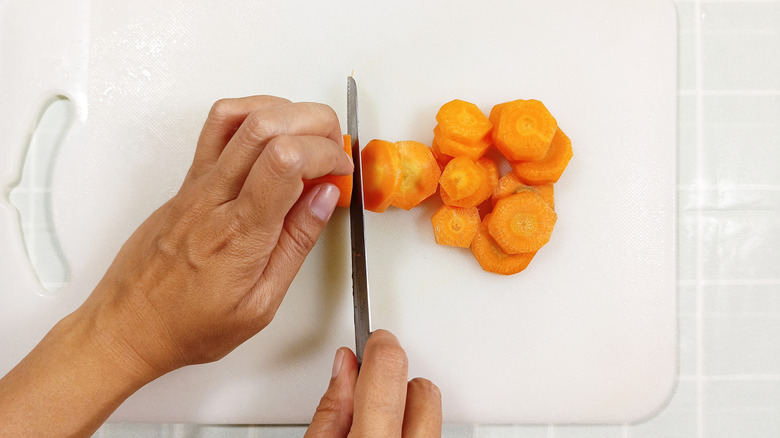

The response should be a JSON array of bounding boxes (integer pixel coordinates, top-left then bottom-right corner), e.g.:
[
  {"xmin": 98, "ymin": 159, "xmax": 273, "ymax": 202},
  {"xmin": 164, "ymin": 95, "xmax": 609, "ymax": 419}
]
[
  {"xmin": 75, "ymin": 95, "xmax": 353, "ymax": 380},
  {"xmin": 305, "ymin": 330, "xmax": 442, "ymax": 437}
]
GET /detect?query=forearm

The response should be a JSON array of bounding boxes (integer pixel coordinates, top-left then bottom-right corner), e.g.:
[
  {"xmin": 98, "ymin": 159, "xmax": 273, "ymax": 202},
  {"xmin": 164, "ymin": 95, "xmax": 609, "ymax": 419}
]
[{"xmin": 0, "ymin": 305, "xmax": 158, "ymax": 438}]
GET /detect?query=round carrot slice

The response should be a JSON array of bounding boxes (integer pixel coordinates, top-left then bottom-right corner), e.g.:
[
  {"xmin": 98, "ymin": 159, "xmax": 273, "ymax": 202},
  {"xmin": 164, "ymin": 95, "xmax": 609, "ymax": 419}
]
[
  {"xmin": 439, "ymin": 156, "xmax": 487, "ymax": 201},
  {"xmin": 510, "ymin": 128, "xmax": 573, "ymax": 184},
  {"xmin": 492, "ymin": 99, "xmax": 557, "ymax": 162},
  {"xmin": 391, "ymin": 141, "xmax": 441, "ymax": 210},
  {"xmin": 433, "ymin": 126, "xmax": 492, "ymax": 160},
  {"xmin": 488, "ymin": 191, "xmax": 557, "ymax": 254},
  {"xmin": 471, "ymin": 214, "xmax": 536, "ymax": 275},
  {"xmin": 361, "ymin": 139, "xmax": 402, "ymax": 213},
  {"xmin": 492, "ymin": 171, "xmax": 555, "ymax": 210},
  {"xmin": 435, "ymin": 99, "xmax": 493, "ymax": 145},
  {"xmin": 431, "ymin": 204, "xmax": 481, "ymax": 248},
  {"xmin": 440, "ymin": 156, "xmax": 498, "ymax": 209}
]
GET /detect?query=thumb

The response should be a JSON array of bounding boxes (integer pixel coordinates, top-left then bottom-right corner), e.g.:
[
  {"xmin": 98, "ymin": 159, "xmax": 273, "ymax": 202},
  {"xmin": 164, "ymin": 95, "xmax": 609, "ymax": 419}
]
[{"xmin": 305, "ymin": 348, "xmax": 359, "ymax": 438}]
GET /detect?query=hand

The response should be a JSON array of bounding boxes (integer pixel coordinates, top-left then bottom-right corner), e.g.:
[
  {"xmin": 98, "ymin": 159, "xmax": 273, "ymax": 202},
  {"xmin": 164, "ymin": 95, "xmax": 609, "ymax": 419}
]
[
  {"xmin": 305, "ymin": 330, "xmax": 442, "ymax": 437},
  {"xmin": 76, "ymin": 95, "xmax": 353, "ymax": 378}
]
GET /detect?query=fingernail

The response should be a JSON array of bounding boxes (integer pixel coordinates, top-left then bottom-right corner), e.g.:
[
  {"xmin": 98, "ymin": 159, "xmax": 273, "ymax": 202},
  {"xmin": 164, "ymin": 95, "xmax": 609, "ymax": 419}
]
[
  {"xmin": 310, "ymin": 184, "xmax": 340, "ymax": 221},
  {"xmin": 331, "ymin": 348, "xmax": 345, "ymax": 378}
]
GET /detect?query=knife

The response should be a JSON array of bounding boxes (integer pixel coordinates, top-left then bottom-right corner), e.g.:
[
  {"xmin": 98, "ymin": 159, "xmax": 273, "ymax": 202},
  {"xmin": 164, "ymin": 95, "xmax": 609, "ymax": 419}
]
[{"xmin": 348, "ymin": 76, "xmax": 371, "ymax": 366}]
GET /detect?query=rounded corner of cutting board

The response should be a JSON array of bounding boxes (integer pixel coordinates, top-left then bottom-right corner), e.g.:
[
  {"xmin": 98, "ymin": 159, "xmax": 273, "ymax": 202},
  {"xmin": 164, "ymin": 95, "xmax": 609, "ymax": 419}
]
[{"xmin": 621, "ymin": 360, "xmax": 680, "ymax": 425}]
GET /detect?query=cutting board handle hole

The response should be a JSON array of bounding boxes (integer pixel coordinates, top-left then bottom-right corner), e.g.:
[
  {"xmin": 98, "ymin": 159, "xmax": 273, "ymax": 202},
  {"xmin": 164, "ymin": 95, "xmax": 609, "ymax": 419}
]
[{"xmin": 8, "ymin": 96, "xmax": 74, "ymax": 295}]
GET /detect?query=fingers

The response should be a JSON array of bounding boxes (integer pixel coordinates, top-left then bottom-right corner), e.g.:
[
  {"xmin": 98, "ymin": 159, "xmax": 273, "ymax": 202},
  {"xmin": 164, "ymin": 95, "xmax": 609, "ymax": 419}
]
[
  {"xmin": 304, "ymin": 348, "xmax": 359, "ymax": 438},
  {"xmin": 402, "ymin": 378, "xmax": 442, "ymax": 438},
  {"xmin": 244, "ymin": 183, "xmax": 340, "ymax": 315},
  {"xmin": 210, "ymin": 102, "xmax": 346, "ymax": 199},
  {"xmin": 230, "ymin": 133, "xmax": 352, "ymax": 242},
  {"xmin": 191, "ymin": 96, "xmax": 291, "ymax": 176},
  {"xmin": 350, "ymin": 330, "xmax": 409, "ymax": 436}
]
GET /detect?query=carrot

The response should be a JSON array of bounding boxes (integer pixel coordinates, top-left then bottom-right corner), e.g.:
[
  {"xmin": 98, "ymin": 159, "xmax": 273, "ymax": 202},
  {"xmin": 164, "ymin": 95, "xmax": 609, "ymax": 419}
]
[
  {"xmin": 491, "ymin": 99, "xmax": 557, "ymax": 162},
  {"xmin": 438, "ymin": 156, "xmax": 487, "ymax": 201},
  {"xmin": 471, "ymin": 214, "xmax": 536, "ymax": 275},
  {"xmin": 492, "ymin": 171, "xmax": 555, "ymax": 210},
  {"xmin": 488, "ymin": 191, "xmax": 557, "ymax": 254},
  {"xmin": 431, "ymin": 136, "xmax": 453, "ymax": 169},
  {"xmin": 390, "ymin": 141, "xmax": 442, "ymax": 210},
  {"xmin": 435, "ymin": 99, "xmax": 493, "ymax": 145},
  {"xmin": 510, "ymin": 128, "xmax": 573, "ymax": 185},
  {"xmin": 432, "ymin": 126, "xmax": 492, "ymax": 160},
  {"xmin": 431, "ymin": 204, "xmax": 481, "ymax": 248},
  {"xmin": 303, "ymin": 134, "xmax": 353, "ymax": 207},
  {"xmin": 441, "ymin": 156, "xmax": 498, "ymax": 209},
  {"xmin": 361, "ymin": 139, "xmax": 402, "ymax": 213}
]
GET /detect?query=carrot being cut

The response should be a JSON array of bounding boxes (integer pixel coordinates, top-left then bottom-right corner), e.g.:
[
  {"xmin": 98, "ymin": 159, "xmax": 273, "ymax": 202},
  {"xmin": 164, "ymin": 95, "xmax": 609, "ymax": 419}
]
[
  {"xmin": 491, "ymin": 99, "xmax": 557, "ymax": 162},
  {"xmin": 471, "ymin": 214, "xmax": 536, "ymax": 275},
  {"xmin": 433, "ymin": 126, "xmax": 492, "ymax": 160},
  {"xmin": 492, "ymin": 171, "xmax": 555, "ymax": 210},
  {"xmin": 510, "ymin": 128, "xmax": 573, "ymax": 185},
  {"xmin": 488, "ymin": 191, "xmax": 557, "ymax": 254},
  {"xmin": 361, "ymin": 139, "xmax": 402, "ymax": 213},
  {"xmin": 390, "ymin": 141, "xmax": 441, "ymax": 210},
  {"xmin": 435, "ymin": 99, "xmax": 493, "ymax": 145},
  {"xmin": 303, "ymin": 134, "xmax": 353, "ymax": 207},
  {"xmin": 439, "ymin": 156, "xmax": 487, "ymax": 201},
  {"xmin": 441, "ymin": 156, "xmax": 498, "ymax": 209},
  {"xmin": 431, "ymin": 204, "xmax": 481, "ymax": 248}
]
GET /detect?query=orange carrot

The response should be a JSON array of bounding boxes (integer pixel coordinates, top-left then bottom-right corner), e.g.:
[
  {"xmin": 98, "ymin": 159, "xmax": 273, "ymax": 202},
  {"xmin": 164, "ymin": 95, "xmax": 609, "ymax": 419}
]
[
  {"xmin": 441, "ymin": 156, "xmax": 498, "ymax": 209},
  {"xmin": 431, "ymin": 204, "xmax": 481, "ymax": 248},
  {"xmin": 361, "ymin": 139, "xmax": 402, "ymax": 213},
  {"xmin": 303, "ymin": 134, "xmax": 353, "ymax": 207},
  {"xmin": 488, "ymin": 191, "xmax": 557, "ymax": 254},
  {"xmin": 471, "ymin": 214, "xmax": 536, "ymax": 275},
  {"xmin": 431, "ymin": 136, "xmax": 453, "ymax": 169},
  {"xmin": 435, "ymin": 99, "xmax": 493, "ymax": 145},
  {"xmin": 438, "ymin": 156, "xmax": 487, "ymax": 201},
  {"xmin": 491, "ymin": 99, "xmax": 557, "ymax": 162},
  {"xmin": 492, "ymin": 171, "xmax": 555, "ymax": 210},
  {"xmin": 510, "ymin": 128, "xmax": 573, "ymax": 185},
  {"xmin": 391, "ymin": 141, "xmax": 442, "ymax": 210},
  {"xmin": 433, "ymin": 126, "xmax": 492, "ymax": 160}
]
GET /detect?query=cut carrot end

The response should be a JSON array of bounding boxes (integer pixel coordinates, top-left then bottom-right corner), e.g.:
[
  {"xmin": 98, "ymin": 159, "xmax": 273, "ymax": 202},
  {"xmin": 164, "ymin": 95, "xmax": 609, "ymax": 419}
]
[
  {"xmin": 510, "ymin": 128, "xmax": 573, "ymax": 185},
  {"xmin": 435, "ymin": 99, "xmax": 493, "ymax": 145},
  {"xmin": 390, "ymin": 141, "xmax": 441, "ymax": 210},
  {"xmin": 471, "ymin": 214, "xmax": 537, "ymax": 275},
  {"xmin": 488, "ymin": 191, "xmax": 557, "ymax": 254},
  {"xmin": 492, "ymin": 99, "xmax": 557, "ymax": 162},
  {"xmin": 431, "ymin": 204, "xmax": 481, "ymax": 248},
  {"xmin": 361, "ymin": 139, "xmax": 402, "ymax": 213},
  {"xmin": 303, "ymin": 134, "xmax": 353, "ymax": 207}
]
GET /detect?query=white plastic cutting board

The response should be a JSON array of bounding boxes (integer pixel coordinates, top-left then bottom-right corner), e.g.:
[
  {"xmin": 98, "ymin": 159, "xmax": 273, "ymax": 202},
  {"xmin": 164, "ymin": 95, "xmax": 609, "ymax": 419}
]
[{"xmin": 0, "ymin": 0, "xmax": 677, "ymax": 424}]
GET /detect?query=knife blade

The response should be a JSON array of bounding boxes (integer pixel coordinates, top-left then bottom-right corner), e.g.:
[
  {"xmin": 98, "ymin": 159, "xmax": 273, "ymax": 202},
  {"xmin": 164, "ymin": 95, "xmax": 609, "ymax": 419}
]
[{"xmin": 348, "ymin": 76, "xmax": 371, "ymax": 366}]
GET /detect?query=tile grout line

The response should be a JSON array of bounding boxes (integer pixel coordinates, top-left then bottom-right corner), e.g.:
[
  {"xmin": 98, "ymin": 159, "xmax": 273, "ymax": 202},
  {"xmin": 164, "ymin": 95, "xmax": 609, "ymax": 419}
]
[{"xmin": 693, "ymin": 0, "xmax": 705, "ymax": 436}]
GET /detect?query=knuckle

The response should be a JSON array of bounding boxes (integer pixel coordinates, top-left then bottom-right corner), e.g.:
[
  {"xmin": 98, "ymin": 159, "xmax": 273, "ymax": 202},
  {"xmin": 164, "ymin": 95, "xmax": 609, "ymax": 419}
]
[
  {"xmin": 264, "ymin": 137, "xmax": 305, "ymax": 175},
  {"xmin": 242, "ymin": 111, "xmax": 278, "ymax": 144},
  {"xmin": 280, "ymin": 217, "xmax": 320, "ymax": 258},
  {"xmin": 207, "ymin": 98, "xmax": 235, "ymax": 121},
  {"xmin": 366, "ymin": 335, "xmax": 408, "ymax": 370},
  {"xmin": 314, "ymin": 393, "xmax": 342, "ymax": 416}
]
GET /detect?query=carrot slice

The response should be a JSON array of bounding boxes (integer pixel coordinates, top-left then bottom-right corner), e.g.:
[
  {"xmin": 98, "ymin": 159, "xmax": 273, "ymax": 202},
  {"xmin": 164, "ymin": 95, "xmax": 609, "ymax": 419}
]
[
  {"xmin": 361, "ymin": 139, "xmax": 402, "ymax": 213},
  {"xmin": 491, "ymin": 99, "xmax": 557, "ymax": 162},
  {"xmin": 390, "ymin": 141, "xmax": 442, "ymax": 210},
  {"xmin": 441, "ymin": 156, "xmax": 498, "ymax": 208},
  {"xmin": 488, "ymin": 191, "xmax": 557, "ymax": 254},
  {"xmin": 432, "ymin": 126, "xmax": 492, "ymax": 160},
  {"xmin": 439, "ymin": 156, "xmax": 487, "ymax": 201},
  {"xmin": 303, "ymin": 134, "xmax": 353, "ymax": 207},
  {"xmin": 431, "ymin": 136, "xmax": 453, "ymax": 169},
  {"xmin": 510, "ymin": 128, "xmax": 573, "ymax": 185},
  {"xmin": 492, "ymin": 171, "xmax": 555, "ymax": 210},
  {"xmin": 471, "ymin": 214, "xmax": 536, "ymax": 275},
  {"xmin": 435, "ymin": 99, "xmax": 493, "ymax": 145},
  {"xmin": 431, "ymin": 204, "xmax": 481, "ymax": 248}
]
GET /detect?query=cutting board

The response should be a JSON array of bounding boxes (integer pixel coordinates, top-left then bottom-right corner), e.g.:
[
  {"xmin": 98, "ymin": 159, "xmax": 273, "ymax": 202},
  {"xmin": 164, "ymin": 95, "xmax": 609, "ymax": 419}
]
[{"xmin": 0, "ymin": 0, "xmax": 678, "ymax": 424}]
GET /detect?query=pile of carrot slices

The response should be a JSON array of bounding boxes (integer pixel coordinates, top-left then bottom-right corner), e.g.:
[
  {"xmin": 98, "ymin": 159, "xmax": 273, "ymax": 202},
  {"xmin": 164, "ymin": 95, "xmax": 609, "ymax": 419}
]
[{"xmin": 311, "ymin": 99, "xmax": 572, "ymax": 275}]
